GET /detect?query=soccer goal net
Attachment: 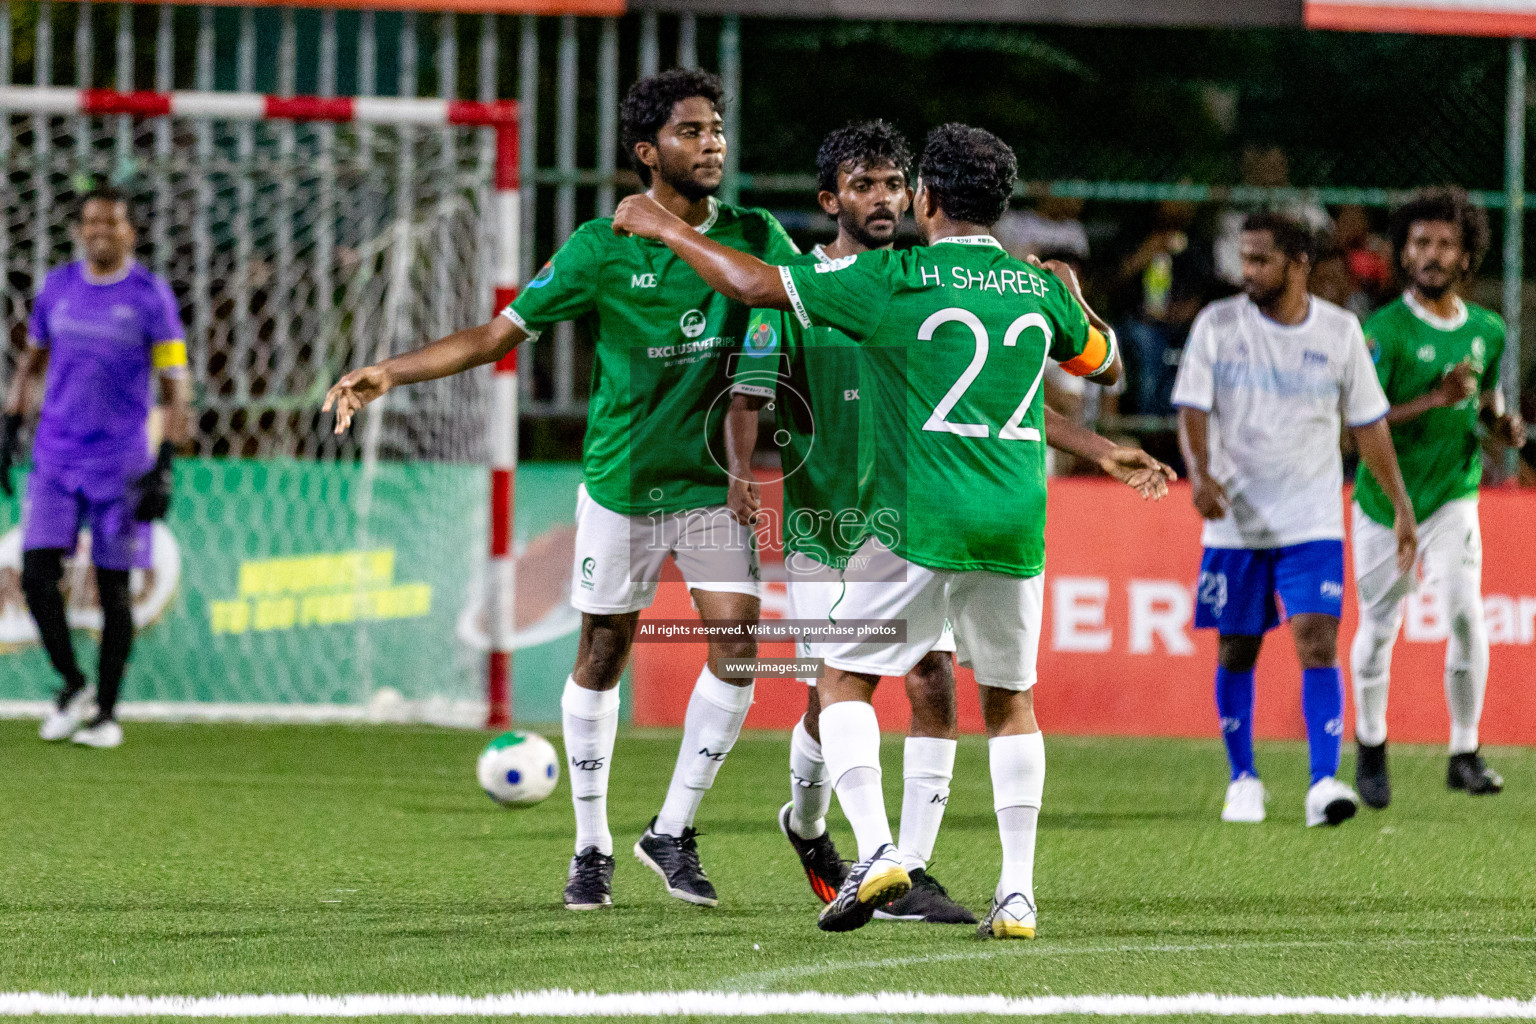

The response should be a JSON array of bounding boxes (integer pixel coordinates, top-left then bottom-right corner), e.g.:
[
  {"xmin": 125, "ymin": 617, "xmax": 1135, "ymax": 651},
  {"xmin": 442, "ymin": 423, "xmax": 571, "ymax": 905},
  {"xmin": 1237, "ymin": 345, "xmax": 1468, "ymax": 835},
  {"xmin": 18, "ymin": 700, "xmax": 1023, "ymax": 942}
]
[{"xmin": 0, "ymin": 90, "xmax": 518, "ymax": 725}]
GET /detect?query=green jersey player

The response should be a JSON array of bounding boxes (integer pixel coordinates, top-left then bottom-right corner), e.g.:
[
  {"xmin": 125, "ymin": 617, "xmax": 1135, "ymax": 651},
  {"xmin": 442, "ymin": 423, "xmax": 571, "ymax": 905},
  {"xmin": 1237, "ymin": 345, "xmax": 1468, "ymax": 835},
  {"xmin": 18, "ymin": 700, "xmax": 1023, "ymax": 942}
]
[
  {"xmin": 724, "ymin": 122, "xmax": 1174, "ymax": 926},
  {"xmin": 617, "ymin": 123, "xmax": 1155, "ymax": 938},
  {"xmin": 1350, "ymin": 187, "xmax": 1526, "ymax": 807},
  {"xmin": 325, "ymin": 70, "xmax": 799, "ymax": 913}
]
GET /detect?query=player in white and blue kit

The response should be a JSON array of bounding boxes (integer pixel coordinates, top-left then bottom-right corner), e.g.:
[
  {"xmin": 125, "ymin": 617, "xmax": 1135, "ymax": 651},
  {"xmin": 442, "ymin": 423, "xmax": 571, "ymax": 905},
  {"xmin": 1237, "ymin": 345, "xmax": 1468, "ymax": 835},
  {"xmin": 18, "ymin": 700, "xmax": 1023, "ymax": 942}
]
[{"xmin": 1173, "ymin": 212, "xmax": 1417, "ymax": 827}]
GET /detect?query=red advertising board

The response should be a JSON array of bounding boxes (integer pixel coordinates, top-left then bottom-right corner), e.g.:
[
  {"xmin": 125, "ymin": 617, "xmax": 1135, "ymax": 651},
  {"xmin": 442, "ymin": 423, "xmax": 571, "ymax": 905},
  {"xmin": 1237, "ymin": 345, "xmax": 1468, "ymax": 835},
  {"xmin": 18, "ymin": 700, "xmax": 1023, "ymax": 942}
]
[
  {"xmin": 1305, "ymin": 1, "xmax": 1536, "ymax": 37},
  {"xmin": 631, "ymin": 477, "xmax": 1536, "ymax": 746}
]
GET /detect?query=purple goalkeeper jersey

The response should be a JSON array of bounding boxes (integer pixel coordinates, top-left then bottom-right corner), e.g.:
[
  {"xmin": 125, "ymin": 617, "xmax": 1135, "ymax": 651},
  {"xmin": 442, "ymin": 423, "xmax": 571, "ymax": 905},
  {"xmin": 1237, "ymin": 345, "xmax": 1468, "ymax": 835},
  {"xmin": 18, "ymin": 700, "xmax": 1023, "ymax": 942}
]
[{"xmin": 28, "ymin": 261, "xmax": 185, "ymax": 475}]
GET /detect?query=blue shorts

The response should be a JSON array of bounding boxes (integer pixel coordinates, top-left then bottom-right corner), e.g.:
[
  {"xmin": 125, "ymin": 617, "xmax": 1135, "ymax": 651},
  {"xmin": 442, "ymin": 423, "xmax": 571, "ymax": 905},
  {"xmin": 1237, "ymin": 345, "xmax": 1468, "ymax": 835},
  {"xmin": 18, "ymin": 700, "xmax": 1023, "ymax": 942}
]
[
  {"xmin": 22, "ymin": 466, "xmax": 153, "ymax": 572},
  {"xmin": 1194, "ymin": 540, "xmax": 1344, "ymax": 636}
]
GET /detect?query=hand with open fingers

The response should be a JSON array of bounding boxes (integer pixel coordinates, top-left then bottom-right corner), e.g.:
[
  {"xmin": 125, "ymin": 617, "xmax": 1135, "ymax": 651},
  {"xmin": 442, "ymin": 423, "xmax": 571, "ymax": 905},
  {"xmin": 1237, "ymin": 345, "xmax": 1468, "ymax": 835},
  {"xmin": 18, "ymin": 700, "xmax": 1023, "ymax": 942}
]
[
  {"xmin": 1192, "ymin": 474, "xmax": 1230, "ymax": 520},
  {"xmin": 611, "ymin": 194, "xmax": 677, "ymax": 241},
  {"xmin": 727, "ymin": 475, "xmax": 762, "ymax": 528},
  {"xmin": 323, "ymin": 366, "xmax": 392, "ymax": 435},
  {"xmin": 1099, "ymin": 446, "xmax": 1177, "ymax": 500},
  {"xmin": 1394, "ymin": 514, "xmax": 1418, "ymax": 574}
]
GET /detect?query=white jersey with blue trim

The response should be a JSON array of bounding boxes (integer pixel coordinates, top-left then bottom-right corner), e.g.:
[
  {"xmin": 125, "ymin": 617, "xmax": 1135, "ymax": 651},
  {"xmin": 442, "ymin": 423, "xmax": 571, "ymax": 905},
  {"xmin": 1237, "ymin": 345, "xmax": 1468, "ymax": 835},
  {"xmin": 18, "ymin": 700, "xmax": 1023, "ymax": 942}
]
[{"xmin": 1172, "ymin": 293, "xmax": 1388, "ymax": 550}]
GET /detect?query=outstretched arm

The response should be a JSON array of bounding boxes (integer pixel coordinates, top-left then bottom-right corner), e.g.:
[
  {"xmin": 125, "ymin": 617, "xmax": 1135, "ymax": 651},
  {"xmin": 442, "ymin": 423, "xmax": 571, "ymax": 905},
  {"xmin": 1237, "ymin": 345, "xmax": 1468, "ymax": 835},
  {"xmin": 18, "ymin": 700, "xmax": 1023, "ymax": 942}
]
[
  {"xmin": 324, "ymin": 316, "xmax": 526, "ymax": 434},
  {"xmin": 1352, "ymin": 418, "xmax": 1418, "ymax": 573},
  {"xmin": 1044, "ymin": 407, "xmax": 1176, "ymax": 500},
  {"xmin": 613, "ymin": 195, "xmax": 791, "ymax": 311}
]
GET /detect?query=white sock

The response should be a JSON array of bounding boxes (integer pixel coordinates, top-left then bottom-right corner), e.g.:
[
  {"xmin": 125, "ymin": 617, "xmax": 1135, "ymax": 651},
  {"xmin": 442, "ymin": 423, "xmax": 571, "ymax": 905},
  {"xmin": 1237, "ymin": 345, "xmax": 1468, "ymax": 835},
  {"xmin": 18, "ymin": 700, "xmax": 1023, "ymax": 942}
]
[
  {"xmin": 1349, "ymin": 621, "xmax": 1396, "ymax": 748},
  {"xmin": 897, "ymin": 736, "xmax": 956, "ymax": 874},
  {"xmin": 990, "ymin": 731, "xmax": 1045, "ymax": 904},
  {"xmin": 788, "ymin": 716, "xmax": 829, "ymax": 839},
  {"xmin": 561, "ymin": 676, "xmax": 620, "ymax": 856},
  {"xmin": 820, "ymin": 700, "xmax": 891, "ymax": 861},
  {"xmin": 655, "ymin": 667, "xmax": 754, "ymax": 836},
  {"xmin": 1444, "ymin": 583, "xmax": 1489, "ymax": 755}
]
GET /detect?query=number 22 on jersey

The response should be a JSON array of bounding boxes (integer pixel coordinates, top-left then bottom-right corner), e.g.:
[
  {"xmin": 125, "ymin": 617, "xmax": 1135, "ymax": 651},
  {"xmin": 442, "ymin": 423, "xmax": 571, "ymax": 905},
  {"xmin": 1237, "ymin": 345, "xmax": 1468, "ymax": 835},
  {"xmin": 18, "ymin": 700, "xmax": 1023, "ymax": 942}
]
[{"xmin": 919, "ymin": 308, "xmax": 1052, "ymax": 442}]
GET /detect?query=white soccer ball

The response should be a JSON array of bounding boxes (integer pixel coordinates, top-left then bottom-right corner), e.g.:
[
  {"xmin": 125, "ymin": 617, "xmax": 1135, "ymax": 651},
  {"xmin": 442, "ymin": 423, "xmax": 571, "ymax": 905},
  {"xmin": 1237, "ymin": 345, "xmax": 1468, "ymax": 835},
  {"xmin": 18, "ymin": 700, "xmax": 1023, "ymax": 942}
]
[{"xmin": 477, "ymin": 731, "xmax": 560, "ymax": 806}]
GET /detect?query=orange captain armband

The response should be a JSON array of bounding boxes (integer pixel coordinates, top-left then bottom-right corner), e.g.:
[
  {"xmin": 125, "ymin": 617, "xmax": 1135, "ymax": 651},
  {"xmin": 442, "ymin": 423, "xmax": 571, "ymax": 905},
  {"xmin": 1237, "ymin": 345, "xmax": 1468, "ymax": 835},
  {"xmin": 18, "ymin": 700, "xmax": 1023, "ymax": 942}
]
[
  {"xmin": 1060, "ymin": 326, "xmax": 1116, "ymax": 378},
  {"xmin": 152, "ymin": 339, "xmax": 188, "ymax": 372}
]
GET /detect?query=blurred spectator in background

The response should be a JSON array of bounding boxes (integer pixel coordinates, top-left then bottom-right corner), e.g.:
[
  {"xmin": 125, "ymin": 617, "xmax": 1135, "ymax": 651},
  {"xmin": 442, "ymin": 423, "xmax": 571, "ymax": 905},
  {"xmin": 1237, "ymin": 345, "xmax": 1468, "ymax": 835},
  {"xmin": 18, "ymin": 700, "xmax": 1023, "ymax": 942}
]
[
  {"xmin": 994, "ymin": 196, "xmax": 1091, "ymax": 264},
  {"xmin": 1108, "ymin": 200, "xmax": 1221, "ymax": 419},
  {"xmin": 1214, "ymin": 144, "xmax": 1332, "ymax": 288},
  {"xmin": 1311, "ymin": 205, "xmax": 1393, "ymax": 317}
]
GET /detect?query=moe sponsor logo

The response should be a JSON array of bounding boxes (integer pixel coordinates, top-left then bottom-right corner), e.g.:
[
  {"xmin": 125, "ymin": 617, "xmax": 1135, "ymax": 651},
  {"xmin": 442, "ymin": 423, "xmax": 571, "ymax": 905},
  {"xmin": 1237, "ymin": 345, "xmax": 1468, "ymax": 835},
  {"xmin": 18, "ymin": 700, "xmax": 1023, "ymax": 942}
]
[
  {"xmin": 680, "ymin": 309, "xmax": 707, "ymax": 339},
  {"xmin": 1417, "ymin": 344, "xmax": 1436, "ymax": 361},
  {"xmin": 631, "ymin": 273, "xmax": 657, "ymax": 289}
]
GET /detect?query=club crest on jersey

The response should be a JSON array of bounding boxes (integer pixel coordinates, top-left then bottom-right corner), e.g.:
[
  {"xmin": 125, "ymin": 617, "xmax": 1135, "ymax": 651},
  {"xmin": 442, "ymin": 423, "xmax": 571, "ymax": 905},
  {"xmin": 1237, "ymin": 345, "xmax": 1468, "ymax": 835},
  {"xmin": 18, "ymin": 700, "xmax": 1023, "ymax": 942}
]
[
  {"xmin": 527, "ymin": 263, "xmax": 555, "ymax": 289},
  {"xmin": 112, "ymin": 304, "xmax": 137, "ymax": 320},
  {"xmin": 1417, "ymin": 344, "xmax": 1436, "ymax": 362},
  {"xmin": 1471, "ymin": 336, "xmax": 1486, "ymax": 360},
  {"xmin": 745, "ymin": 322, "xmax": 779, "ymax": 357},
  {"xmin": 680, "ymin": 309, "xmax": 707, "ymax": 339}
]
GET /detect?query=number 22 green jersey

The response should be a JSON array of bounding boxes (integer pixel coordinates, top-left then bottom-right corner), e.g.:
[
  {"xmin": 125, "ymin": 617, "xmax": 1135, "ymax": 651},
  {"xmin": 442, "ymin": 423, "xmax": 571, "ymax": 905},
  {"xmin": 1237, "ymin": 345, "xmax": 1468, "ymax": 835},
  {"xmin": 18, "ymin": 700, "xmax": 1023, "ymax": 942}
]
[
  {"xmin": 1354, "ymin": 293, "xmax": 1505, "ymax": 527},
  {"xmin": 779, "ymin": 234, "xmax": 1111, "ymax": 578},
  {"xmin": 503, "ymin": 198, "xmax": 799, "ymax": 516}
]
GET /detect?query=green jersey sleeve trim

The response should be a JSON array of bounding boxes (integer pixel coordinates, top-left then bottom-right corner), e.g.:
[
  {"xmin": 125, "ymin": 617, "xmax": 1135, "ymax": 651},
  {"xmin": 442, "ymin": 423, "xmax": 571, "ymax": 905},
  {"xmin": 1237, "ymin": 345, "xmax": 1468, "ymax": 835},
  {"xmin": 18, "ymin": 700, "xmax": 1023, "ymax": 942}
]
[
  {"xmin": 499, "ymin": 305, "xmax": 540, "ymax": 341},
  {"xmin": 780, "ymin": 264, "xmax": 812, "ymax": 329}
]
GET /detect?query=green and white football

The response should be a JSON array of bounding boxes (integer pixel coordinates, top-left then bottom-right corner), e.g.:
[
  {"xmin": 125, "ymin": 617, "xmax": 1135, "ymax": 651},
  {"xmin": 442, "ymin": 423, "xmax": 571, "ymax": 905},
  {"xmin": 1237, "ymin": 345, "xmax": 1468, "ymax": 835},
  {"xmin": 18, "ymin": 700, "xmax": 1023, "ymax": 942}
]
[{"xmin": 476, "ymin": 731, "xmax": 559, "ymax": 806}]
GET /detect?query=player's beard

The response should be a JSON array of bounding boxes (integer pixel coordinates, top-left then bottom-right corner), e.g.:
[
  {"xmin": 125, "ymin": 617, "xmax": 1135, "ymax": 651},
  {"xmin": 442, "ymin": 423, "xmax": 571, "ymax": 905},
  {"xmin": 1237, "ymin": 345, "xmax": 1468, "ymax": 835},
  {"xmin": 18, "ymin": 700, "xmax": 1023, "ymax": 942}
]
[
  {"xmin": 1410, "ymin": 262, "xmax": 1459, "ymax": 300},
  {"xmin": 1242, "ymin": 279, "xmax": 1285, "ymax": 308},
  {"xmin": 841, "ymin": 210, "xmax": 897, "ymax": 252},
  {"xmin": 658, "ymin": 155, "xmax": 722, "ymax": 203}
]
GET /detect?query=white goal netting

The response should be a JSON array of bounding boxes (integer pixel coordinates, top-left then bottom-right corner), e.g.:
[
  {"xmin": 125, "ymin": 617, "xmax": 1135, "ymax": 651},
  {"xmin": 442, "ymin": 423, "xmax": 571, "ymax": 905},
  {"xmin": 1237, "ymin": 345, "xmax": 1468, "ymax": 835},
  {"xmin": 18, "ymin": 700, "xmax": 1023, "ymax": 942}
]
[{"xmin": 0, "ymin": 109, "xmax": 498, "ymax": 722}]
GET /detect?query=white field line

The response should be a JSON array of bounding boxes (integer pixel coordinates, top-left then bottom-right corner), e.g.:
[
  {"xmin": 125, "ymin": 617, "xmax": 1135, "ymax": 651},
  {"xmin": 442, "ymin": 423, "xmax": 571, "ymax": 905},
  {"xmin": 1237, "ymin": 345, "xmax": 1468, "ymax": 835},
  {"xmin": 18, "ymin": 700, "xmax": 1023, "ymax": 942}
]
[
  {"xmin": 723, "ymin": 934, "xmax": 1536, "ymax": 991},
  {"xmin": 0, "ymin": 700, "xmax": 484, "ymax": 728},
  {"xmin": 4, "ymin": 992, "xmax": 1536, "ymax": 1018}
]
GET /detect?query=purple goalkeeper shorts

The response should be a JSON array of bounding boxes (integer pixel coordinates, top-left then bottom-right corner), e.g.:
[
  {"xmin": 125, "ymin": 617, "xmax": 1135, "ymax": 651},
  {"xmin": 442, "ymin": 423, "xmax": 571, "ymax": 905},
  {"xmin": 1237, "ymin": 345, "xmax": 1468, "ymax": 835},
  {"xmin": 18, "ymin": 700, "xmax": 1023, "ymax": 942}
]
[{"xmin": 22, "ymin": 465, "xmax": 153, "ymax": 571}]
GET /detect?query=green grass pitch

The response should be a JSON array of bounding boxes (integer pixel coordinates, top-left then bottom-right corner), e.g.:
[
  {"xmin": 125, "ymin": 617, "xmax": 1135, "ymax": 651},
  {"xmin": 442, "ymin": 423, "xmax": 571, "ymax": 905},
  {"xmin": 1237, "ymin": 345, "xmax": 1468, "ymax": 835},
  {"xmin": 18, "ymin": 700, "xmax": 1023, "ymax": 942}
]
[{"xmin": 1, "ymin": 718, "xmax": 1532, "ymax": 1022}]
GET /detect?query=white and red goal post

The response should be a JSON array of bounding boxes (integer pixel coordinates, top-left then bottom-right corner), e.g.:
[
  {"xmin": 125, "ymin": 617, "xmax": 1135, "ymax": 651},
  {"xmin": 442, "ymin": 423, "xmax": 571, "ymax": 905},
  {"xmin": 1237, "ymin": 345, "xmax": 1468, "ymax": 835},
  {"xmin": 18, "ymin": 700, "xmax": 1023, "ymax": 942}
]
[{"xmin": 0, "ymin": 85, "xmax": 521, "ymax": 729}]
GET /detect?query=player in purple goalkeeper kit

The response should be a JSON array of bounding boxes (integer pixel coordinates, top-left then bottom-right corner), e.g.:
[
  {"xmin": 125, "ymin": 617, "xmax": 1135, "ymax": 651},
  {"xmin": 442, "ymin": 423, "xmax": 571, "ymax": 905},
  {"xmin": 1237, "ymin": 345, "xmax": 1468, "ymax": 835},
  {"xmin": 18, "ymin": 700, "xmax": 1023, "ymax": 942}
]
[{"xmin": 0, "ymin": 187, "xmax": 193, "ymax": 749}]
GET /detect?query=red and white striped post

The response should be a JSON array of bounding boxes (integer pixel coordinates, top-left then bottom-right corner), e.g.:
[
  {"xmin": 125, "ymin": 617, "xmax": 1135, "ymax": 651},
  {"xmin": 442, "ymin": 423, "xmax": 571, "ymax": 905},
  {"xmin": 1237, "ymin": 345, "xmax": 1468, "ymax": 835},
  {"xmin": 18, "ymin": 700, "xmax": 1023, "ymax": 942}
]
[
  {"xmin": 0, "ymin": 85, "xmax": 522, "ymax": 729},
  {"xmin": 486, "ymin": 124, "xmax": 521, "ymax": 731}
]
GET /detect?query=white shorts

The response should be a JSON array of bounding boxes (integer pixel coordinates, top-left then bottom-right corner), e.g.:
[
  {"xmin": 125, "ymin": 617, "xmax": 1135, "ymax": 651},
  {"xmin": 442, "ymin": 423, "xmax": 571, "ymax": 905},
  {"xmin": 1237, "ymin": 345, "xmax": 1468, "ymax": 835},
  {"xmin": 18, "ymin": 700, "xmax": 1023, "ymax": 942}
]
[
  {"xmin": 783, "ymin": 550, "xmax": 956, "ymax": 685},
  {"xmin": 569, "ymin": 483, "xmax": 761, "ymax": 615},
  {"xmin": 1352, "ymin": 497, "xmax": 1482, "ymax": 625},
  {"xmin": 817, "ymin": 538, "xmax": 1041, "ymax": 691}
]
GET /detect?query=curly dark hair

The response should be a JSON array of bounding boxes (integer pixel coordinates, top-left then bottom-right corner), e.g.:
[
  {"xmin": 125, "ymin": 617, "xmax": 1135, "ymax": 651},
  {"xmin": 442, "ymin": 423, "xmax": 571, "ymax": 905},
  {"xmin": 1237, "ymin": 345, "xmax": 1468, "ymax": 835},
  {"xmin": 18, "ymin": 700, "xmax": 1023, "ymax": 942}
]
[
  {"xmin": 917, "ymin": 124, "xmax": 1016, "ymax": 228},
  {"xmin": 620, "ymin": 69, "xmax": 723, "ymax": 186},
  {"xmin": 1242, "ymin": 211, "xmax": 1317, "ymax": 264},
  {"xmin": 1388, "ymin": 185, "xmax": 1490, "ymax": 275},
  {"xmin": 815, "ymin": 120, "xmax": 912, "ymax": 195}
]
